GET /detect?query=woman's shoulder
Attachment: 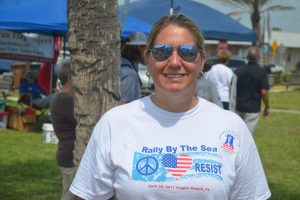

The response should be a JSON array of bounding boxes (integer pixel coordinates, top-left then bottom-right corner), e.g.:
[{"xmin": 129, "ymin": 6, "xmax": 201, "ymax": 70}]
[
  {"xmin": 121, "ymin": 58, "xmax": 134, "ymax": 67},
  {"xmin": 102, "ymin": 97, "xmax": 146, "ymax": 119},
  {"xmin": 203, "ymin": 99, "xmax": 241, "ymax": 121}
]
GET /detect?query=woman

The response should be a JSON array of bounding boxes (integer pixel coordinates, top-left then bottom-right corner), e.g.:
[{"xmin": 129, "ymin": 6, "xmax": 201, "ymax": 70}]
[
  {"xmin": 70, "ymin": 15, "xmax": 271, "ymax": 200},
  {"xmin": 205, "ymin": 49, "xmax": 233, "ymax": 110}
]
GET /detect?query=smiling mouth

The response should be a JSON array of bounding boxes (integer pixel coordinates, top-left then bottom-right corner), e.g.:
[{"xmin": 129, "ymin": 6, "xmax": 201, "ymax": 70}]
[{"xmin": 165, "ymin": 74, "xmax": 184, "ymax": 78}]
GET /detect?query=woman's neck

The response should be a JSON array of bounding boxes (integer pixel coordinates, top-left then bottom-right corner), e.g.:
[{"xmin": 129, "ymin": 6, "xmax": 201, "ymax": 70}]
[{"xmin": 150, "ymin": 93, "xmax": 198, "ymax": 113}]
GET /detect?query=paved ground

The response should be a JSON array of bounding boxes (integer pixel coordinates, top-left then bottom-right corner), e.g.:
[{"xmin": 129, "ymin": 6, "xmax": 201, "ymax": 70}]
[
  {"xmin": 270, "ymin": 108, "xmax": 300, "ymax": 115},
  {"xmin": 270, "ymin": 85, "xmax": 300, "ymax": 92}
]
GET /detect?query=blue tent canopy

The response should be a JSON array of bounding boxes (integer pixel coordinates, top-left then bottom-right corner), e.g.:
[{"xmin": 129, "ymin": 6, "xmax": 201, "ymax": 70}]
[
  {"xmin": 0, "ymin": 0, "xmax": 67, "ymax": 34},
  {"xmin": 0, "ymin": 0, "xmax": 255, "ymax": 41},
  {"xmin": 119, "ymin": 15, "xmax": 152, "ymax": 38},
  {"xmin": 120, "ymin": 0, "xmax": 256, "ymax": 42}
]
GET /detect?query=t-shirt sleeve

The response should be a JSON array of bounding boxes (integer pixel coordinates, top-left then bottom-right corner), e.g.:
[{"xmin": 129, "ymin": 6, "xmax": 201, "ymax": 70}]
[
  {"xmin": 261, "ymin": 70, "xmax": 270, "ymax": 90},
  {"xmin": 229, "ymin": 125, "xmax": 271, "ymax": 200},
  {"xmin": 70, "ymin": 116, "xmax": 114, "ymax": 200},
  {"xmin": 227, "ymin": 70, "xmax": 234, "ymax": 86},
  {"xmin": 51, "ymin": 94, "xmax": 77, "ymax": 127},
  {"xmin": 64, "ymin": 96, "xmax": 77, "ymax": 126},
  {"xmin": 19, "ymin": 83, "xmax": 27, "ymax": 93}
]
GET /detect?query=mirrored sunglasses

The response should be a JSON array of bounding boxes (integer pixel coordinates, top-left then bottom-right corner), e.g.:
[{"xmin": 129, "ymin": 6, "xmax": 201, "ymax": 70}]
[{"xmin": 149, "ymin": 44, "xmax": 200, "ymax": 62}]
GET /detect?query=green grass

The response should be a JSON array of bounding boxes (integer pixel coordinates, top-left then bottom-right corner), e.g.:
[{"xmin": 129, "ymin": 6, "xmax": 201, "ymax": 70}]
[
  {"xmin": 255, "ymin": 113, "xmax": 300, "ymax": 199},
  {"xmin": 0, "ymin": 131, "xmax": 61, "ymax": 200},
  {"xmin": 254, "ymin": 88, "xmax": 300, "ymax": 200},
  {"xmin": 0, "ymin": 89, "xmax": 299, "ymax": 199},
  {"xmin": 270, "ymin": 88, "xmax": 300, "ymax": 110}
]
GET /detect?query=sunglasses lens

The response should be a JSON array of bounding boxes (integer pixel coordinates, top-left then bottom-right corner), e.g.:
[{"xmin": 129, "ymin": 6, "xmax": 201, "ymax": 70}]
[
  {"xmin": 151, "ymin": 45, "xmax": 172, "ymax": 61},
  {"xmin": 178, "ymin": 45, "xmax": 199, "ymax": 62},
  {"xmin": 150, "ymin": 45, "xmax": 199, "ymax": 62}
]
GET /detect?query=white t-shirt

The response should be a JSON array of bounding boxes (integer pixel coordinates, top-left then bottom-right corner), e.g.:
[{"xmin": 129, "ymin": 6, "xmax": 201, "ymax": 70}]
[
  {"xmin": 70, "ymin": 97, "xmax": 271, "ymax": 200},
  {"xmin": 205, "ymin": 64, "xmax": 234, "ymax": 102}
]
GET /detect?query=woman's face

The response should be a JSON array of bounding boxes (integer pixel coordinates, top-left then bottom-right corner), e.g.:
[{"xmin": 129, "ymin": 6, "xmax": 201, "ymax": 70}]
[{"xmin": 146, "ymin": 24, "xmax": 205, "ymax": 97}]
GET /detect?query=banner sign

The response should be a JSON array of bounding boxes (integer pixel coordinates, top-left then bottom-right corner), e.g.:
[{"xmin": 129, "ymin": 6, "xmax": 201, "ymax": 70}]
[{"xmin": 0, "ymin": 30, "xmax": 54, "ymax": 63}]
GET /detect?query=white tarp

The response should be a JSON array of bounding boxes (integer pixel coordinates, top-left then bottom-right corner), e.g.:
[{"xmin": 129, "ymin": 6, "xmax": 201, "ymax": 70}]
[{"xmin": 0, "ymin": 30, "xmax": 54, "ymax": 63}]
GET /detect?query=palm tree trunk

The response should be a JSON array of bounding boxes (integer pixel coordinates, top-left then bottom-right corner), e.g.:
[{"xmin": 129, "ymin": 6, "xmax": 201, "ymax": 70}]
[
  {"xmin": 68, "ymin": 0, "xmax": 120, "ymax": 165},
  {"xmin": 251, "ymin": 0, "xmax": 261, "ymax": 46}
]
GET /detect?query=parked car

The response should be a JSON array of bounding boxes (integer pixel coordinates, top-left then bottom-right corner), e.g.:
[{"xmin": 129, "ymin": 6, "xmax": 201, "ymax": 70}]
[
  {"xmin": 207, "ymin": 56, "xmax": 248, "ymax": 72},
  {"xmin": 263, "ymin": 64, "xmax": 285, "ymax": 74},
  {"xmin": 138, "ymin": 63, "xmax": 154, "ymax": 96}
]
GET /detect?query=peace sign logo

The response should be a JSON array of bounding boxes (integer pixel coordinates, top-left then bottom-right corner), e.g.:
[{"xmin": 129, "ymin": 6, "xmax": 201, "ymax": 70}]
[{"xmin": 136, "ymin": 156, "xmax": 159, "ymax": 176}]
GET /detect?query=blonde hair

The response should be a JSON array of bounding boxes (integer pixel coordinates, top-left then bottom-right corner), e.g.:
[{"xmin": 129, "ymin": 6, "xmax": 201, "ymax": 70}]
[
  {"xmin": 217, "ymin": 49, "xmax": 231, "ymax": 64},
  {"xmin": 146, "ymin": 14, "xmax": 205, "ymax": 56}
]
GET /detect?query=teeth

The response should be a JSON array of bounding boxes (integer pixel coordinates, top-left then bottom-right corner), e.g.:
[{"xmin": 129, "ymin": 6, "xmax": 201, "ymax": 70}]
[{"xmin": 165, "ymin": 74, "xmax": 183, "ymax": 78}]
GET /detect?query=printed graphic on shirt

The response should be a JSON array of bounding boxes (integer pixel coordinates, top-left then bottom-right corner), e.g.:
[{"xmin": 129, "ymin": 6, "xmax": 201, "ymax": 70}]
[
  {"xmin": 162, "ymin": 153, "xmax": 193, "ymax": 179},
  {"xmin": 219, "ymin": 131, "xmax": 240, "ymax": 154},
  {"xmin": 132, "ymin": 145, "xmax": 223, "ymax": 182}
]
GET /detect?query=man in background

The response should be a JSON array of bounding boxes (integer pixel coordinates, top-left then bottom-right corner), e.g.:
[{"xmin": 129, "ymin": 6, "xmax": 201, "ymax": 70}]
[
  {"xmin": 120, "ymin": 32, "xmax": 147, "ymax": 104},
  {"xmin": 235, "ymin": 47, "xmax": 270, "ymax": 134},
  {"xmin": 51, "ymin": 59, "xmax": 77, "ymax": 200}
]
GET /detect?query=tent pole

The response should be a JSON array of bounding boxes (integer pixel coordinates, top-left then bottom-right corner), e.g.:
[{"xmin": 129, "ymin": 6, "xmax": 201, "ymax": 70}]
[
  {"xmin": 170, "ymin": 0, "xmax": 173, "ymax": 15},
  {"xmin": 63, "ymin": 33, "xmax": 67, "ymax": 58},
  {"xmin": 50, "ymin": 35, "xmax": 56, "ymax": 93}
]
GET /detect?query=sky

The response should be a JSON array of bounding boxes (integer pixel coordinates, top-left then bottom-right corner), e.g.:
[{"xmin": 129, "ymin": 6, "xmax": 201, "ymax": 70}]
[{"xmin": 118, "ymin": 0, "xmax": 300, "ymax": 33}]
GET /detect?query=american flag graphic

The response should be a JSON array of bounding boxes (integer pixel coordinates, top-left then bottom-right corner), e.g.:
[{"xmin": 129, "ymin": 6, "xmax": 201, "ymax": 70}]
[{"xmin": 162, "ymin": 153, "xmax": 193, "ymax": 179}]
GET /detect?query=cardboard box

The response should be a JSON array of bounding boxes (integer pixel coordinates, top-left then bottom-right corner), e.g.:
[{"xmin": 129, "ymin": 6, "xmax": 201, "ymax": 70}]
[{"xmin": 6, "ymin": 106, "xmax": 36, "ymax": 132}]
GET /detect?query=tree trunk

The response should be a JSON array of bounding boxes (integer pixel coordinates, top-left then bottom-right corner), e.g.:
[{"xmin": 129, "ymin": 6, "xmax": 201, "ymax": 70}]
[
  {"xmin": 68, "ymin": 0, "xmax": 120, "ymax": 165},
  {"xmin": 251, "ymin": 0, "xmax": 261, "ymax": 47}
]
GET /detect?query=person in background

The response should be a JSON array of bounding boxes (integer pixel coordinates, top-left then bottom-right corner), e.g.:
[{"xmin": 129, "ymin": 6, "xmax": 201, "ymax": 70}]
[
  {"xmin": 70, "ymin": 14, "xmax": 271, "ymax": 200},
  {"xmin": 205, "ymin": 49, "xmax": 233, "ymax": 110},
  {"xmin": 50, "ymin": 59, "xmax": 77, "ymax": 200},
  {"xmin": 228, "ymin": 72, "xmax": 237, "ymax": 112},
  {"xmin": 235, "ymin": 47, "xmax": 270, "ymax": 134},
  {"xmin": 19, "ymin": 71, "xmax": 55, "ymax": 109},
  {"xmin": 120, "ymin": 32, "xmax": 147, "ymax": 104},
  {"xmin": 196, "ymin": 62, "xmax": 223, "ymax": 108}
]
